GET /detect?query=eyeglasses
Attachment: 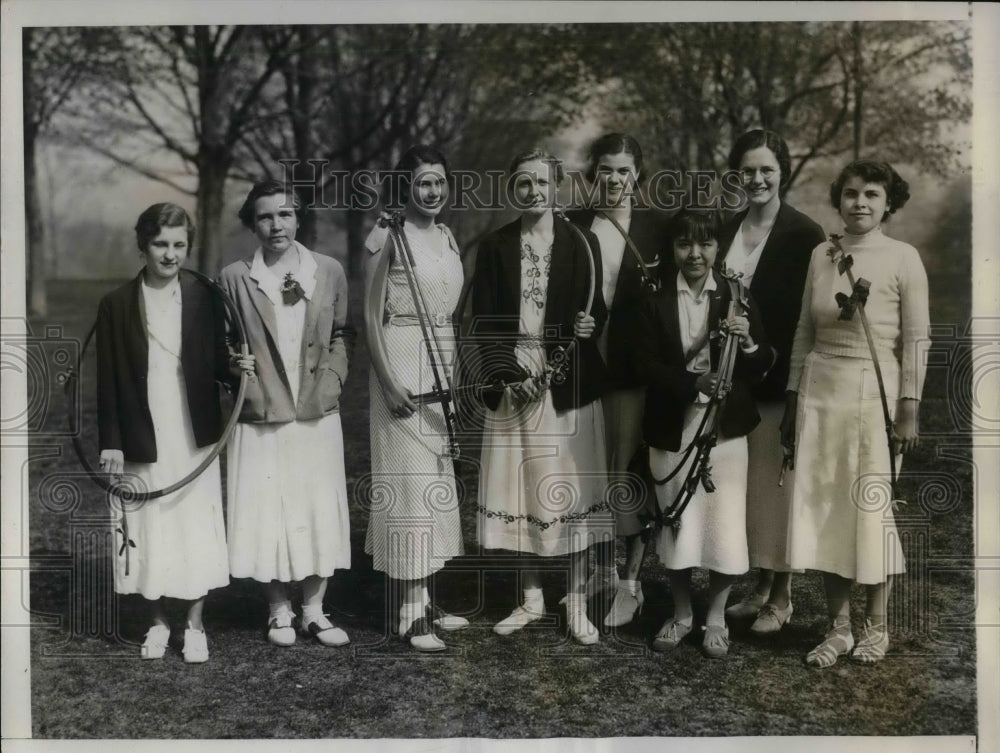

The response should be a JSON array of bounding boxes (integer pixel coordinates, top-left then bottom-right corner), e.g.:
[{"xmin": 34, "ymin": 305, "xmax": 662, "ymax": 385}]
[{"xmin": 740, "ymin": 167, "xmax": 778, "ymax": 181}]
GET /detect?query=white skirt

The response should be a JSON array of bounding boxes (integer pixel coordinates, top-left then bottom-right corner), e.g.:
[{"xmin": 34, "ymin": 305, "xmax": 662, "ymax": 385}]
[
  {"xmin": 227, "ymin": 413, "xmax": 351, "ymax": 583},
  {"xmin": 478, "ymin": 391, "xmax": 613, "ymax": 557},
  {"xmin": 113, "ymin": 360, "xmax": 229, "ymax": 600},
  {"xmin": 652, "ymin": 404, "xmax": 749, "ymax": 575},
  {"xmin": 787, "ymin": 352, "xmax": 905, "ymax": 583}
]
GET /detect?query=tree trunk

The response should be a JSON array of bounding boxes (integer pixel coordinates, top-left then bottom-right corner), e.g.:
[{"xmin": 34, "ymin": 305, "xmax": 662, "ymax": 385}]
[
  {"xmin": 195, "ymin": 148, "xmax": 231, "ymax": 275},
  {"xmin": 852, "ymin": 22, "xmax": 864, "ymax": 160},
  {"xmin": 345, "ymin": 206, "xmax": 366, "ymax": 279},
  {"xmin": 25, "ymin": 127, "xmax": 47, "ymax": 317}
]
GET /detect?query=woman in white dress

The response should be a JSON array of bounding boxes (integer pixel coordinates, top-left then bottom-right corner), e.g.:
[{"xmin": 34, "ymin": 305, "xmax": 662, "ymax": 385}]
[
  {"xmin": 363, "ymin": 145, "xmax": 468, "ymax": 652},
  {"xmin": 472, "ymin": 149, "xmax": 612, "ymax": 645},
  {"xmin": 782, "ymin": 160, "xmax": 929, "ymax": 666},
  {"xmin": 97, "ymin": 203, "xmax": 248, "ymax": 663},
  {"xmin": 633, "ymin": 208, "xmax": 772, "ymax": 658},
  {"xmin": 219, "ymin": 181, "xmax": 354, "ymax": 648}
]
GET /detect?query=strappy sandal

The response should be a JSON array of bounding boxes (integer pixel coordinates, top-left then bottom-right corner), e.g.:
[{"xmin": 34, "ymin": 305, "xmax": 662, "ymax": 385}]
[
  {"xmin": 651, "ymin": 617, "xmax": 692, "ymax": 652},
  {"xmin": 851, "ymin": 618, "xmax": 889, "ymax": 664},
  {"xmin": 805, "ymin": 620, "xmax": 854, "ymax": 668}
]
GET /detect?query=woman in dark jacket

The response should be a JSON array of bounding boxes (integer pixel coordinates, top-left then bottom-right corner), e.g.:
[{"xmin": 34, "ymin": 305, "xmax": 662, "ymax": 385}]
[
  {"xmin": 566, "ymin": 133, "xmax": 669, "ymax": 627},
  {"xmin": 718, "ymin": 130, "xmax": 826, "ymax": 636},
  {"xmin": 473, "ymin": 148, "xmax": 612, "ymax": 645},
  {"xmin": 634, "ymin": 208, "xmax": 770, "ymax": 658},
  {"xmin": 97, "ymin": 202, "xmax": 247, "ymax": 663}
]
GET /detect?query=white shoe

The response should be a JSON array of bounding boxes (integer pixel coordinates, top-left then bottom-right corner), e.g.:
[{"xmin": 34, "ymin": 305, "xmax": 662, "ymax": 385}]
[
  {"xmin": 141, "ymin": 625, "xmax": 170, "ymax": 660},
  {"xmin": 493, "ymin": 603, "xmax": 545, "ymax": 636},
  {"xmin": 430, "ymin": 606, "xmax": 470, "ymax": 632},
  {"xmin": 566, "ymin": 594, "xmax": 599, "ymax": 645},
  {"xmin": 298, "ymin": 614, "xmax": 350, "ymax": 647},
  {"xmin": 558, "ymin": 569, "xmax": 619, "ymax": 605},
  {"xmin": 603, "ymin": 582, "xmax": 644, "ymax": 628},
  {"xmin": 182, "ymin": 628, "xmax": 209, "ymax": 664},
  {"xmin": 267, "ymin": 611, "xmax": 296, "ymax": 647}
]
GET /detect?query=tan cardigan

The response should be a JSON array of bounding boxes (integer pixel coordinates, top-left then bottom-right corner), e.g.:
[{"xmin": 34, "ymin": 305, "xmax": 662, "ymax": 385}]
[{"xmin": 218, "ymin": 245, "xmax": 352, "ymax": 423}]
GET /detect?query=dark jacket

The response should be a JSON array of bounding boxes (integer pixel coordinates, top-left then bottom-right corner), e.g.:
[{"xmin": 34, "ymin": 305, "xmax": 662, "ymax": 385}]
[
  {"xmin": 96, "ymin": 269, "xmax": 229, "ymax": 463},
  {"xmin": 218, "ymin": 245, "xmax": 352, "ymax": 424},
  {"xmin": 634, "ymin": 268, "xmax": 772, "ymax": 452},
  {"xmin": 566, "ymin": 206, "xmax": 669, "ymax": 390},
  {"xmin": 718, "ymin": 201, "xmax": 825, "ymax": 402},
  {"xmin": 470, "ymin": 216, "xmax": 608, "ymax": 412}
]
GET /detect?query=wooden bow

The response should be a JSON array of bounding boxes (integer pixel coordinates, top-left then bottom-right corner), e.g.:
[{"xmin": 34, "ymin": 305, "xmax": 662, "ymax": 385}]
[
  {"xmin": 644, "ymin": 266, "xmax": 749, "ymax": 536},
  {"xmin": 366, "ymin": 211, "xmax": 460, "ymax": 458}
]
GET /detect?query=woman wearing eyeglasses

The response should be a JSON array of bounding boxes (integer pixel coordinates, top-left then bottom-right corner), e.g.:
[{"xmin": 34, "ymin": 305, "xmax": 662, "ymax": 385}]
[{"xmin": 717, "ymin": 130, "xmax": 825, "ymax": 636}]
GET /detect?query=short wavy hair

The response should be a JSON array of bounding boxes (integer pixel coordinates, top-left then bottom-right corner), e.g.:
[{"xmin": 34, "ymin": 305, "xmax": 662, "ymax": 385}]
[
  {"xmin": 134, "ymin": 202, "xmax": 195, "ymax": 253},
  {"xmin": 727, "ymin": 129, "xmax": 793, "ymax": 193},
  {"xmin": 382, "ymin": 145, "xmax": 451, "ymax": 210},
  {"xmin": 829, "ymin": 160, "xmax": 911, "ymax": 221},
  {"xmin": 237, "ymin": 180, "xmax": 302, "ymax": 229},
  {"xmin": 584, "ymin": 132, "xmax": 645, "ymax": 186}
]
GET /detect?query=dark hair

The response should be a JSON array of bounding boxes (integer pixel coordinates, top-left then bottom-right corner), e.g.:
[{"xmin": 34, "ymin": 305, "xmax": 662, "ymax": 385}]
[
  {"xmin": 584, "ymin": 132, "xmax": 645, "ymax": 186},
  {"xmin": 667, "ymin": 207, "xmax": 722, "ymax": 246},
  {"xmin": 508, "ymin": 148, "xmax": 565, "ymax": 184},
  {"xmin": 237, "ymin": 180, "xmax": 302, "ymax": 229},
  {"xmin": 829, "ymin": 160, "xmax": 910, "ymax": 221},
  {"xmin": 134, "ymin": 202, "xmax": 195, "ymax": 253},
  {"xmin": 660, "ymin": 208, "xmax": 722, "ymax": 279},
  {"xmin": 727, "ymin": 129, "xmax": 792, "ymax": 192},
  {"xmin": 383, "ymin": 145, "xmax": 450, "ymax": 209}
]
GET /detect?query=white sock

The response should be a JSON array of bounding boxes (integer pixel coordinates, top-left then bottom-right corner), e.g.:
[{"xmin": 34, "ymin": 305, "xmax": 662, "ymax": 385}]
[
  {"xmin": 420, "ymin": 586, "xmax": 431, "ymax": 609},
  {"xmin": 399, "ymin": 600, "xmax": 424, "ymax": 633},
  {"xmin": 269, "ymin": 600, "xmax": 293, "ymax": 621},
  {"xmin": 620, "ymin": 579, "xmax": 640, "ymax": 595},
  {"xmin": 302, "ymin": 603, "xmax": 325, "ymax": 623},
  {"xmin": 523, "ymin": 587, "xmax": 544, "ymax": 611}
]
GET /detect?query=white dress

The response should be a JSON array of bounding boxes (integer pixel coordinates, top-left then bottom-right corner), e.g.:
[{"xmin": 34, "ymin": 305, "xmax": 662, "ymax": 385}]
[
  {"xmin": 651, "ymin": 271, "xmax": 749, "ymax": 575},
  {"xmin": 227, "ymin": 248, "xmax": 351, "ymax": 583},
  {"xmin": 114, "ymin": 278, "xmax": 230, "ymax": 601},
  {"xmin": 477, "ymin": 233, "xmax": 612, "ymax": 557},
  {"xmin": 364, "ymin": 223, "xmax": 465, "ymax": 581},
  {"xmin": 786, "ymin": 229, "xmax": 929, "ymax": 583}
]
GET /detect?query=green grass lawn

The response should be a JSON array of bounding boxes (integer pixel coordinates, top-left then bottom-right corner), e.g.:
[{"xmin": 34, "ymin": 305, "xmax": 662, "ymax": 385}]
[{"xmin": 22, "ymin": 275, "xmax": 977, "ymax": 739}]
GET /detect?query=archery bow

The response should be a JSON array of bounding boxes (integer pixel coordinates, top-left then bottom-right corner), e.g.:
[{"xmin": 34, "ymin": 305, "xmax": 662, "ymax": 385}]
[
  {"xmin": 647, "ymin": 265, "xmax": 750, "ymax": 534},
  {"xmin": 595, "ymin": 209, "xmax": 660, "ymax": 293},
  {"xmin": 63, "ymin": 268, "xmax": 250, "ymax": 573},
  {"xmin": 827, "ymin": 233, "xmax": 901, "ymax": 504},
  {"xmin": 377, "ymin": 211, "xmax": 461, "ymax": 458},
  {"xmin": 543, "ymin": 208, "xmax": 597, "ymax": 388}
]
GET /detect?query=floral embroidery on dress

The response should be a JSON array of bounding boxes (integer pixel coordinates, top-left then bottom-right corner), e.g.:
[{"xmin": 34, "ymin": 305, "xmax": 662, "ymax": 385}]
[
  {"xmin": 475, "ymin": 501, "xmax": 609, "ymax": 531},
  {"xmin": 520, "ymin": 236, "xmax": 552, "ymax": 311}
]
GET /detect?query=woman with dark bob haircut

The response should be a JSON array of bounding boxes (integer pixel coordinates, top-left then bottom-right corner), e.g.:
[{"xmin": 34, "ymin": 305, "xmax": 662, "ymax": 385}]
[
  {"xmin": 566, "ymin": 132, "xmax": 669, "ymax": 628},
  {"xmin": 782, "ymin": 159, "xmax": 928, "ymax": 666},
  {"xmin": 219, "ymin": 180, "xmax": 355, "ymax": 649},
  {"xmin": 633, "ymin": 208, "xmax": 771, "ymax": 658},
  {"xmin": 717, "ymin": 129, "xmax": 825, "ymax": 637}
]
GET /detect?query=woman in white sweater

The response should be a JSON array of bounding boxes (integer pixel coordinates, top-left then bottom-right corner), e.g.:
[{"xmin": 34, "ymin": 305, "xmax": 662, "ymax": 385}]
[{"xmin": 781, "ymin": 160, "xmax": 929, "ymax": 667}]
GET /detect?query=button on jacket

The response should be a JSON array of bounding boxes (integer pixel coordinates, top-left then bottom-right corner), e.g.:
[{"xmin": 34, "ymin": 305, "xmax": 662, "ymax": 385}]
[{"xmin": 218, "ymin": 244, "xmax": 353, "ymax": 424}]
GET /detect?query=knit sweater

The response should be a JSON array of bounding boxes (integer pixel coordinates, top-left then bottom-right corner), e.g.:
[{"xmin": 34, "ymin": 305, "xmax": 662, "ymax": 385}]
[{"xmin": 787, "ymin": 227, "xmax": 930, "ymax": 400}]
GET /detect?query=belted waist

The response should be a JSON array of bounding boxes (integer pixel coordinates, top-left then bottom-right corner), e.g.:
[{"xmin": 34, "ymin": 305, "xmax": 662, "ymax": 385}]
[{"xmin": 384, "ymin": 312, "xmax": 452, "ymax": 327}]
